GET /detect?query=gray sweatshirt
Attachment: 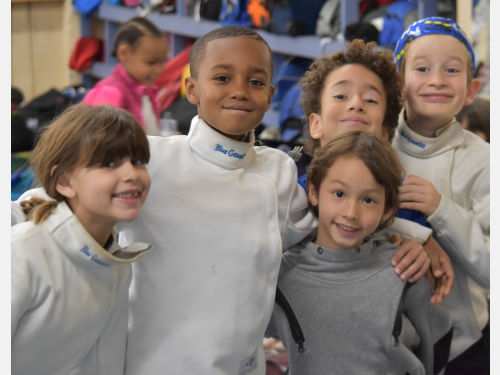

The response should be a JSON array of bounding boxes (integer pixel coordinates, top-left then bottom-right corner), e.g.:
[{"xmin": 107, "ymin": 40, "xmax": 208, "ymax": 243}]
[{"xmin": 265, "ymin": 235, "xmax": 452, "ymax": 375}]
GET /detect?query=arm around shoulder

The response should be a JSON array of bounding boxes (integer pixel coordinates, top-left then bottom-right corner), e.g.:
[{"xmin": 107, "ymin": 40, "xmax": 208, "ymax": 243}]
[{"xmin": 281, "ymin": 157, "xmax": 317, "ymax": 249}]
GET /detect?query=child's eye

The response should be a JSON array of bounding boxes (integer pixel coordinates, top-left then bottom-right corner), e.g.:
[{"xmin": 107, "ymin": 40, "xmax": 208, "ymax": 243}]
[
  {"xmin": 102, "ymin": 161, "xmax": 116, "ymax": 168},
  {"xmin": 363, "ymin": 197, "xmax": 374, "ymax": 204},
  {"xmin": 131, "ymin": 159, "xmax": 145, "ymax": 166},
  {"xmin": 215, "ymin": 76, "xmax": 230, "ymax": 82},
  {"xmin": 416, "ymin": 67, "xmax": 428, "ymax": 72},
  {"xmin": 333, "ymin": 95, "xmax": 347, "ymax": 100},
  {"xmin": 249, "ymin": 80, "xmax": 264, "ymax": 86},
  {"xmin": 334, "ymin": 191, "xmax": 345, "ymax": 198},
  {"xmin": 365, "ymin": 99, "xmax": 378, "ymax": 104},
  {"xmin": 446, "ymin": 68, "xmax": 459, "ymax": 73}
]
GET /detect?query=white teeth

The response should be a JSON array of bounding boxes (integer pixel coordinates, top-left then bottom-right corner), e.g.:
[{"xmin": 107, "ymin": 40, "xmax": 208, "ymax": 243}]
[
  {"xmin": 338, "ymin": 224, "xmax": 358, "ymax": 231},
  {"xmin": 116, "ymin": 192, "xmax": 139, "ymax": 198}
]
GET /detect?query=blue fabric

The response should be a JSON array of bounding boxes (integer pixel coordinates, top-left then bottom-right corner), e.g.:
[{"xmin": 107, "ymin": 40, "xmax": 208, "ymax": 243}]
[
  {"xmin": 297, "ymin": 174, "xmax": 307, "ymax": 191},
  {"xmin": 379, "ymin": 0, "xmax": 418, "ymax": 47},
  {"xmin": 279, "ymin": 83, "xmax": 305, "ymax": 142},
  {"xmin": 289, "ymin": 0, "xmax": 328, "ymax": 35},
  {"xmin": 73, "ymin": 0, "xmax": 102, "ymax": 18},
  {"xmin": 220, "ymin": 0, "xmax": 252, "ymax": 28},
  {"xmin": 396, "ymin": 208, "xmax": 431, "ymax": 228},
  {"xmin": 11, "ymin": 168, "xmax": 36, "ymax": 201},
  {"xmin": 395, "ymin": 17, "xmax": 475, "ymax": 74},
  {"xmin": 272, "ymin": 57, "xmax": 311, "ymax": 107}
]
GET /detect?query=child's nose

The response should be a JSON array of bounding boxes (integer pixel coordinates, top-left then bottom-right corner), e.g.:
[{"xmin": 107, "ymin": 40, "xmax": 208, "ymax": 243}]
[
  {"xmin": 121, "ymin": 161, "xmax": 140, "ymax": 182},
  {"xmin": 428, "ymin": 70, "xmax": 447, "ymax": 87},
  {"xmin": 348, "ymin": 96, "xmax": 364, "ymax": 112},
  {"xmin": 342, "ymin": 200, "xmax": 359, "ymax": 219},
  {"xmin": 231, "ymin": 80, "xmax": 249, "ymax": 100}
]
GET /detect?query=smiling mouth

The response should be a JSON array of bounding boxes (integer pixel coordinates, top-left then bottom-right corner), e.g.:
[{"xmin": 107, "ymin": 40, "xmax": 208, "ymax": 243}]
[
  {"xmin": 340, "ymin": 117, "xmax": 368, "ymax": 125},
  {"xmin": 114, "ymin": 192, "xmax": 140, "ymax": 199},
  {"xmin": 223, "ymin": 106, "xmax": 254, "ymax": 112},
  {"xmin": 421, "ymin": 94, "xmax": 452, "ymax": 101},
  {"xmin": 335, "ymin": 223, "xmax": 360, "ymax": 235}
]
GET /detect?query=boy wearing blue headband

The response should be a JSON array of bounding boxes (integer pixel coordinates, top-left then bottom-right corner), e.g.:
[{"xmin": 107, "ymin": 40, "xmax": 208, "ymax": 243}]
[{"xmin": 394, "ymin": 17, "xmax": 489, "ymax": 374}]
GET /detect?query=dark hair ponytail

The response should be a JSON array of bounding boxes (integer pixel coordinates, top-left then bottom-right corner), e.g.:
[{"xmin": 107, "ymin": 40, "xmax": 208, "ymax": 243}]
[{"xmin": 111, "ymin": 16, "xmax": 163, "ymax": 58}]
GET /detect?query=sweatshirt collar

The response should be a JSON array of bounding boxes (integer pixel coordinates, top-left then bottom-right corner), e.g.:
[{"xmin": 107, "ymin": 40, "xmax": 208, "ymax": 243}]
[
  {"xmin": 187, "ymin": 116, "xmax": 256, "ymax": 169},
  {"xmin": 393, "ymin": 111, "xmax": 465, "ymax": 158},
  {"xmin": 43, "ymin": 201, "xmax": 151, "ymax": 268},
  {"xmin": 305, "ymin": 234, "xmax": 388, "ymax": 263}
]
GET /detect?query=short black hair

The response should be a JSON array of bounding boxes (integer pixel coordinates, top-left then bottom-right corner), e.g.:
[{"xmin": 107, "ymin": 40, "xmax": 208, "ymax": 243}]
[
  {"xmin": 112, "ymin": 16, "xmax": 164, "ymax": 58},
  {"xmin": 189, "ymin": 26, "xmax": 273, "ymax": 79}
]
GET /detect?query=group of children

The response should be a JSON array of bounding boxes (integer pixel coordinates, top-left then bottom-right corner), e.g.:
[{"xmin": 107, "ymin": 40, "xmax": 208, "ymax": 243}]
[{"xmin": 11, "ymin": 14, "xmax": 489, "ymax": 375}]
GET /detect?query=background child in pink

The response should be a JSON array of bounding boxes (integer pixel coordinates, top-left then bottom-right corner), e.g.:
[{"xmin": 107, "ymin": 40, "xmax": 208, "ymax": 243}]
[{"xmin": 84, "ymin": 17, "xmax": 168, "ymax": 135}]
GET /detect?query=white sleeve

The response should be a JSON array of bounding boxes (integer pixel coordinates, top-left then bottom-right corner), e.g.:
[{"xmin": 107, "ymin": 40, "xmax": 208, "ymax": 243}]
[
  {"xmin": 11, "ymin": 188, "xmax": 53, "ymax": 226},
  {"xmin": 11, "ymin": 268, "xmax": 30, "ymax": 340},
  {"xmin": 378, "ymin": 217, "xmax": 433, "ymax": 245},
  {"xmin": 281, "ymin": 163, "xmax": 317, "ymax": 250},
  {"xmin": 427, "ymin": 167, "xmax": 489, "ymax": 289}
]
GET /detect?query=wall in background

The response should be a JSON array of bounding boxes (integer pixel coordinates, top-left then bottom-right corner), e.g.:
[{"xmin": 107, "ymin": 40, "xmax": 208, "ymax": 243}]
[{"xmin": 11, "ymin": 0, "xmax": 81, "ymax": 102}]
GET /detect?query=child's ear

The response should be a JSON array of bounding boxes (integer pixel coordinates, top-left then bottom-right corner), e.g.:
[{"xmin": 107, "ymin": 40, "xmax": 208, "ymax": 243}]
[
  {"xmin": 399, "ymin": 88, "xmax": 406, "ymax": 103},
  {"xmin": 463, "ymin": 78, "xmax": 481, "ymax": 106},
  {"xmin": 308, "ymin": 182, "xmax": 319, "ymax": 206},
  {"xmin": 381, "ymin": 208, "xmax": 393, "ymax": 223},
  {"xmin": 116, "ymin": 44, "xmax": 131, "ymax": 63},
  {"xmin": 267, "ymin": 85, "xmax": 275, "ymax": 106},
  {"xmin": 309, "ymin": 113, "xmax": 324, "ymax": 140},
  {"xmin": 185, "ymin": 76, "xmax": 200, "ymax": 105},
  {"xmin": 55, "ymin": 172, "xmax": 76, "ymax": 199}
]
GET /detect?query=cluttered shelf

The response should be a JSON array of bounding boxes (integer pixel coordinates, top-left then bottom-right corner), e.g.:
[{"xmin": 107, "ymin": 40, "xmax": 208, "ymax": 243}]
[{"xmin": 97, "ymin": 3, "xmax": 344, "ymax": 60}]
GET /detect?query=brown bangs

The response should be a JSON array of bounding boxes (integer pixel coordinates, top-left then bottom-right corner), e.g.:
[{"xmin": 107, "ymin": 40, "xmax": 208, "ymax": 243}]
[{"xmin": 81, "ymin": 107, "xmax": 151, "ymax": 167}]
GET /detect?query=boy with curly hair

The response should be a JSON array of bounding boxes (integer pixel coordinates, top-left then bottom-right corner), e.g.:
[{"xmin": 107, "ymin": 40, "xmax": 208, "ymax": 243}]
[{"xmin": 298, "ymin": 39, "xmax": 454, "ymax": 299}]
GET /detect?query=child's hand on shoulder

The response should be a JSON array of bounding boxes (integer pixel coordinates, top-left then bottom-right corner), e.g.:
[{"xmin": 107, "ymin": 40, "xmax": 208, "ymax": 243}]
[
  {"xmin": 390, "ymin": 235, "xmax": 430, "ymax": 282},
  {"xmin": 399, "ymin": 175, "xmax": 441, "ymax": 217},
  {"xmin": 423, "ymin": 237, "xmax": 455, "ymax": 304}
]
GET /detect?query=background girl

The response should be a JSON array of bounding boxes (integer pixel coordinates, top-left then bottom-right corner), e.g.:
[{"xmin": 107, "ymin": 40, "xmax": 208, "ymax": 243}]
[
  {"xmin": 84, "ymin": 17, "xmax": 168, "ymax": 135},
  {"xmin": 11, "ymin": 105, "xmax": 152, "ymax": 375}
]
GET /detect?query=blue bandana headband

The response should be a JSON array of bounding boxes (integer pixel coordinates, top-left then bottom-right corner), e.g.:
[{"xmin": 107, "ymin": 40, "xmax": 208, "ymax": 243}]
[{"xmin": 394, "ymin": 17, "xmax": 475, "ymax": 74}]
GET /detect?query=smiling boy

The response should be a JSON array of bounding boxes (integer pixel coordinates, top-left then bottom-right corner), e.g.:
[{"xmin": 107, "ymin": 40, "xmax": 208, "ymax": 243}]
[
  {"xmin": 393, "ymin": 18, "xmax": 489, "ymax": 374},
  {"xmin": 116, "ymin": 27, "xmax": 317, "ymax": 375}
]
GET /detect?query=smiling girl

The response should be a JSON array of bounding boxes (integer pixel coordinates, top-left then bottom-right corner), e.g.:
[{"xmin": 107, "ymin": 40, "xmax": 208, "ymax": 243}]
[{"xmin": 11, "ymin": 105, "xmax": 152, "ymax": 375}]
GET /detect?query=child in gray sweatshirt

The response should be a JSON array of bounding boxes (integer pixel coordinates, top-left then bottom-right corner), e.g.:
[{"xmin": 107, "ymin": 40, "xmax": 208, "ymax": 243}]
[{"xmin": 265, "ymin": 131, "xmax": 452, "ymax": 375}]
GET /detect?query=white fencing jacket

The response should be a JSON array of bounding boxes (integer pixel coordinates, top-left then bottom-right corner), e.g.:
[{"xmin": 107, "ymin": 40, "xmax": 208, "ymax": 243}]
[
  {"xmin": 119, "ymin": 116, "xmax": 317, "ymax": 375},
  {"xmin": 11, "ymin": 201, "xmax": 150, "ymax": 375},
  {"xmin": 392, "ymin": 113, "xmax": 490, "ymax": 360}
]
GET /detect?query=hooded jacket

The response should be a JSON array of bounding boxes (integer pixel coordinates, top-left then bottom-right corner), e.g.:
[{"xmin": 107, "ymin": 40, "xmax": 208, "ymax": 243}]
[{"xmin": 266, "ymin": 236, "xmax": 453, "ymax": 375}]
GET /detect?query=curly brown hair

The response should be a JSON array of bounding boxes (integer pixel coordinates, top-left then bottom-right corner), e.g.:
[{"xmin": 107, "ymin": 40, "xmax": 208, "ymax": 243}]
[
  {"xmin": 301, "ymin": 39, "xmax": 403, "ymax": 156},
  {"xmin": 308, "ymin": 131, "xmax": 403, "ymax": 231}
]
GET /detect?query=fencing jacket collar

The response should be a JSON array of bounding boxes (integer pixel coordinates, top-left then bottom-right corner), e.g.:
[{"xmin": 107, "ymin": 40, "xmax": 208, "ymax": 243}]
[
  {"xmin": 45, "ymin": 201, "xmax": 151, "ymax": 268},
  {"xmin": 394, "ymin": 111, "xmax": 465, "ymax": 159},
  {"xmin": 187, "ymin": 116, "xmax": 256, "ymax": 170}
]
